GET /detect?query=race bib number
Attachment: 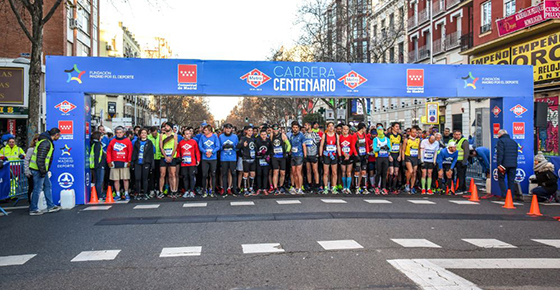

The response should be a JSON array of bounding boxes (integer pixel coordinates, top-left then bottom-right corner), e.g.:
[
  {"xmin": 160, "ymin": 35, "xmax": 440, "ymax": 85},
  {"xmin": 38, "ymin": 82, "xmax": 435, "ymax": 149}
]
[
  {"xmin": 342, "ymin": 147, "xmax": 350, "ymax": 153},
  {"xmin": 164, "ymin": 148, "xmax": 173, "ymax": 156},
  {"xmin": 259, "ymin": 159, "xmax": 268, "ymax": 166},
  {"xmin": 392, "ymin": 144, "xmax": 400, "ymax": 152},
  {"xmin": 274, "ymin": 147, "xmax": 283, "ymax": 154},
  {"xmin": 410, "ymin": 148, "xmax": 418, "ymax": 157},
  {"xmin": 182, "ymin": 155, "xmax": 192, "ymax": 164},
  {"xmin": 424, "ymin": 152, "xmax": 434, "ymax": 159},
  {"xmin": 326, "ymin": 145, "xmax": 336, "ymax": 152},
  {"xmin": 250, "ymin": 150, "xmax": 255, "ymax": 158},
  {"xmin": 305, "ymin": 140, "xmax": 314, "ymax": 146},
  {"xmin": 206, "ymin": 148, "xmax": 213, "ymax": 153},
  {"xmin": 358, "ymin": 147, "xmax": 366, "ymax": 155},
  {"xmin": 292, "ymin": 147, "xmax": 298, "ymax": 153},
  {"xmin": 379, "ymin": 149, "xmax": 388, "ymax": 157}
]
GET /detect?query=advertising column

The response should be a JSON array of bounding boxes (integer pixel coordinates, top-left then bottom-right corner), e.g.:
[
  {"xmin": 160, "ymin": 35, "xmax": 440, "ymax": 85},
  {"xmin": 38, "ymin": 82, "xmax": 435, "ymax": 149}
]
[
  {"xmin": 490, "ymin": 97, "xmax": 534, "ymax": 196},
  {"xmin": 46, "ymin": 92, "xmax": 90, "ymax": 205}
]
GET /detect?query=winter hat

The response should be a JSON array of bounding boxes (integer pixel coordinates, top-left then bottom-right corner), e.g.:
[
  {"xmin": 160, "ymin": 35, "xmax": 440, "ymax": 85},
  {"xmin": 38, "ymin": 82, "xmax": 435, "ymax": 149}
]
[{"xmin": 535, "ymin": 152, "xmax": 546, "ymax": 163}]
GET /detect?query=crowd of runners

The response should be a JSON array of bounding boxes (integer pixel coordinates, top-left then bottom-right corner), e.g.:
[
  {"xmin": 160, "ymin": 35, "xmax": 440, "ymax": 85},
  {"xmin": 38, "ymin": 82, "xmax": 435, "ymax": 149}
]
[{"xmin": 90, "ymin": 121, "xmax": 476, "ymax": 201}]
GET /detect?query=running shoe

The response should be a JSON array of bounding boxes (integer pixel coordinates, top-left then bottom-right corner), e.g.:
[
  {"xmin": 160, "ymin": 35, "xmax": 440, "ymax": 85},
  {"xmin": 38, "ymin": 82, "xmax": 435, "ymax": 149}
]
[
  {"xmin": 427, "ymin": 189, "xmax": 434, "ymax": 195},
  {"xmin": 289, "ymin": 187, "xmax": 297, "ymax": 195},
  {"xmin": 227, "ymin": 188, "xmax": 232, "ymax": 195},
  {"xmin": 405, "ymin": 184, "xmax": 410, "ymax": 192},
  {"xmin": 322, "ymin": 187, "xmax": 329, "ymax": 195},
  {"xmin": 47, "ymin": 206, "xmax": 61, "ymax": 213},
  {"xmin": 421, "ymin": 189, "xmax": 426, "ymax": 195},
  {"xmin": 209, "ymin": 190, "xmax": 216, "ymax": 198},
  {"xmin": 182, "ymin": 192, "xmax": 189, "ymax": 198},
  {"xmin": 124, "ymin": 194, "xmax": 130, "ymax": 201},
  {"xmin": 156, "ymin": 192, "xmax": 164, "ymax": 199},
  {"xmin": 149, "ymin": 191, "xmax": 155, "ymax": 198},
  {"xmin": 279, "ymin": 187, "xmax": 287, "ymax": 195},
  {"xmin": 375, "ymin": 187, "xmax": 380, "ymax": 195},
  {"xmin": 382, "ymin": 188, "xmax": 389, "ymax": 195},
  {"xmin": 362, "ymin": 187, "xmax": 369, "ymax": 195},
  {"xmin": 355, "ymin": 187, "xmax": 362, "ymax": 195},
  {"xmin": 410, "ymin": 188, "xmax": 416, "ymax": 195},
  {"xmin": 331, "ymin": 187, "xmax": 339, "ymax": 195},
  {"xmin": 298, "ymin": 189, "xmax": 304, "ymax": 195}
]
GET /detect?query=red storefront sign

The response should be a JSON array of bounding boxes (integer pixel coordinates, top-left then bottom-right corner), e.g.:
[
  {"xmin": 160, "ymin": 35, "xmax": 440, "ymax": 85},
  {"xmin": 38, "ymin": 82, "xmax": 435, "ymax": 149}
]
[
  {"xmin": 496, "ymin": 0, "xmax": 560, "ymax": 37},
  {"xmin": 7, "ymin": 119, "xmax": 16, "ymax": 135}
]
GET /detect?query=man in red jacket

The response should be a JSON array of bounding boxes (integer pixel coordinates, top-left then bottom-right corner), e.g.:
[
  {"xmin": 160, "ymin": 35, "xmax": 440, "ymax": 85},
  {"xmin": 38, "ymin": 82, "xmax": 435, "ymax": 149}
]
[{"xmin": 107, "ymin": 127, "xmax": 133, "ymax": 200}]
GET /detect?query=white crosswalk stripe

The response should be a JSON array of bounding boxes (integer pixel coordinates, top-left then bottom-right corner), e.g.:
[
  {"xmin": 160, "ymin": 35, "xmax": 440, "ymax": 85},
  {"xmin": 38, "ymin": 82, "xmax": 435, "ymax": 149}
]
[
  {"xmin": 391, "ymin": 239, "xmax": 442, "ymax": 248},
  {"xmin": 230, "ymin": 201, "xmax": 255, "ymax": 206},
  {"xmin": 83, "ymin": 206, "xmax": 112, "ymax": 211},
  {"xmin": 364, "ymin": 199, "xmax": 392, "ymax": 204},
  {"xmin": 491, "ymin": 201, "xmax": 524, "ymax": 206},
  {"xmin": 242, "ymin": 243, "xmax": 285, "ymax": 254},
  {"xmin": 71, "ymin": 250, "xmax": 121, "ymax": 262},
  {"xmin": 317, "ymin": 240, "xmax": 363, "ymax": 250},
  {"xmin": 532, "ymin": 239, "xmax": 560, "ymax": 248},
  {"xmin": 183, "ymin": 203, "xmax": 207, "ymax": 208},
  {"xmin": 407, "ymin": 200, "xmax": 436, "ymax": 204},
  {"xmin": 276, "ymin": 200, "xmax": 302, "ymax": 204},
  {"xmin": 160, "ymin": 247, "xmax": 202, "ymax": 257},
  {"xmin": 133, "ymin": 204, "xmax": 160, "ymax": 209},
  {"xmin": 0, "ymin": 254, "xmax": 36, "ymax": 266},
  {"xmin": 449, "ymin": 200, "xmax": 479, "ymax": 205},
  {"xmin": 462, "ymin": 239, "xmax": 517, "ymax": 248},
  {"xmin": 321, "ymin": 199, "xmax": 347, "ymax": 204}
]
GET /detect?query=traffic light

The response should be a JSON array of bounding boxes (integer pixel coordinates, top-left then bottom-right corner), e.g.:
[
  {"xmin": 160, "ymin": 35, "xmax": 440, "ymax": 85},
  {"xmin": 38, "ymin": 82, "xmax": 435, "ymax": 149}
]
[{"xmin": 245, "ymin": 117, "xmax": 249, "ymax": 123}]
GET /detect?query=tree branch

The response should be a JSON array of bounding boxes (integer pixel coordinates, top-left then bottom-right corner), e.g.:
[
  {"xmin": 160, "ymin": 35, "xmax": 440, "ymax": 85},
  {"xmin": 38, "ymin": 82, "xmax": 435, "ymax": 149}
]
[
  {"xmin": 7, "ymin": 0, "xmax": 35, "ymax": 43},
  {"xmin": 42, "ymin": 0, "xmax": 64, "ymax": 24}
]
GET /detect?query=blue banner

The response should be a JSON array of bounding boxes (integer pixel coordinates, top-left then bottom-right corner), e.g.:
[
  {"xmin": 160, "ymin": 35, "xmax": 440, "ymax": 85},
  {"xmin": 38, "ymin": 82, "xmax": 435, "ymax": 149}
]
[
  {"xmin": 46, "ymin": 56, "xmax": 533, "ymax": 98},
  {"xmin": 0, "ymin": 161, "xmax": 10, "ymax": 200},
  {"xmin": 548, "ymin": 156, "xmax": 560, "ymax": 189}
]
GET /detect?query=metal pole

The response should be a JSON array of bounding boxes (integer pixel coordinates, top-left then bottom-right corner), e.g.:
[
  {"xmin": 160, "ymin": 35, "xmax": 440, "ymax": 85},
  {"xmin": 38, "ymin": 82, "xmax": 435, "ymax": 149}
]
[
  {"xmin": 429, "ymin": 0, "xmax": 433, "ymax": 64},
  {"xmin": 159, "ymin": 96, "xmax": 162, "ymax": 126},
  {"xmin": 134, "ymin": 95, "xmax": 138, "ymax": 126}
]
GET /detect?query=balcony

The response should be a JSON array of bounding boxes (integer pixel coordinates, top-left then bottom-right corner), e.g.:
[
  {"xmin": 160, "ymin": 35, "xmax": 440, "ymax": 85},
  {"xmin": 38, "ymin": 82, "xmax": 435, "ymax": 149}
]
[
  {"xmin": 418, "ymin": 45, "xmax": 430, "ymax": 61},
  {"xmin": 460, "ymin": 32, "xmax": 473, "ymax": 52},
  {"xmin": 418, "ymin": 9, "xmax": 429, "ymax": 24},
  {"xmin": 407, "ymin": 16, "xmax": 417, "ymax": 30},
  {"xmin": 480, "ymin": 23, "xmax": 491, "ymax": 34},
  {"xmin": 433, "ymin": 38, "xmax": 445, "ymax": 55},
  {"xmin": 445, "ymin": 30, "xmax": 461, "ymax": 50},
  {"xmin": 446, "ymin": 0, "xmax": 460, "ymax": 9},
  {"xmin": 408, "ymin": 50, "xmax": 418, "ymax": 63},
  {"xmin": 432, "ymin": 0, "xmax": 445, "ymax": 16}
]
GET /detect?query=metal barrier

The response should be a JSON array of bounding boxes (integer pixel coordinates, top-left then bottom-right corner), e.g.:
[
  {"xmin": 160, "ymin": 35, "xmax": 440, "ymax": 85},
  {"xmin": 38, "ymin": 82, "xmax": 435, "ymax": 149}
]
[
  {"xmin": 466, "ymin": 158, "xmax": 486, "ymax": 180},
  {"xmin": 0, "ymin": 161, "xmax": 28, "ymax": 215}
]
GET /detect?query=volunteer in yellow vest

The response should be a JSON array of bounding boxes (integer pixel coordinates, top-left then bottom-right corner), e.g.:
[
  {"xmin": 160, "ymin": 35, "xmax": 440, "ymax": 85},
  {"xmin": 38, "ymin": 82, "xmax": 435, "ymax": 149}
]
[
  {"xmin": 29, "ymin": 128, "xmax": 62, "ymax": 216},
  {"xmin": 452, "ymin": 129, "xmax": 470, "ymax": 194},
  {"xmin": 403, "ymin": 127, "xmax": 421, "ymax": 194},
  {"xmin": 0, "ymin": 137, "xmax": 25, "ymax": 161}
]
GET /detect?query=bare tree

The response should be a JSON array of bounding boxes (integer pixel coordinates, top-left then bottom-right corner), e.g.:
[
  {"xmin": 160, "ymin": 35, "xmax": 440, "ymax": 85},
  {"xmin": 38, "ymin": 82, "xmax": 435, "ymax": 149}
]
[{"xmin": 162, "ymin": 96, "xmax": 214, "ymax": 127}]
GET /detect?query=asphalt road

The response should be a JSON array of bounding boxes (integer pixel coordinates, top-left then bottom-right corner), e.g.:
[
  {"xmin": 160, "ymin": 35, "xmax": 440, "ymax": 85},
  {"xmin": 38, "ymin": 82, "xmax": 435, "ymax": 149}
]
[{"xmin": 1, "ymin": 193, "xmax": 560, "ymax": 290}]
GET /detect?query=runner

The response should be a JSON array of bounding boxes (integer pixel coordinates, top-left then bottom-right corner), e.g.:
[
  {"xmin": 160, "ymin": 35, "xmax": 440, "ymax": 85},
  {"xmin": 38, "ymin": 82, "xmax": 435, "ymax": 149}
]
[
  {"xmin": 255, "ymin": 129, "xmax": 272, "ymax": 195},
  {"xmin": 159, "ymin": 122, "xmax": 178, "ymax": 198},
  {"xmin": 270, "ymin": 124, "xmax": 290, "ymax": 195},
  {"xmin": 339, "ymin": 125, "xmax": 356, "ymax": 195},
  {"xmin": 237, "ymin": 126, "xmax": 257, "ymax": 196},
  {"xmin": 373, "ymin": 126, "xmax": 391, "ymax": 195},
  {"xmin": 178, "ymin": 129, "xmax": 200, "ymax": 198},
  {"xmin": 366, "ymin": 128, "xmax": 377, "ymax": 192},
  {"xmin": 198, "ymin": 125, "xmax": 221, "ymax": 198},
  {"xmin": 354, "ymin": 123, "xmax": 370, "ymax": 194},
  {"xmin": 388, "ymin": 122, "xmax": 402, "ymax": 194},
  {"xmin": 420, "ymin": 134, "xmax": 439, "ymax": 195},
  {"xmin": 437, "ymin": 142, "xmax": 459, "ymax": 194},
  {"xmin": 303, "ymin": 122, "xmax": 321, "ymax": 194},
  {"xmin": 319, "ymin": 122, "xmax": 340, "ymax": 194},
  {"xmin": 219, "ymin": 123, "xmax": 239, "ymax": 195},
  {"xmin": 403, "ymin": 127, "xmax": 420, "ymax": 194},
  {"xmin": 131, "ymin": 128, "xmax": 155, "ymax": 200},
  {"xmin": 289, "ymin": 121, "xmax": 307, "ymax": 195}
]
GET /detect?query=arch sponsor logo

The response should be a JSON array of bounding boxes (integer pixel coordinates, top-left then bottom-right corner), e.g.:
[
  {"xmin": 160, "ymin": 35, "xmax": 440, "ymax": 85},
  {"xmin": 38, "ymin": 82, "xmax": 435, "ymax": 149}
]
[
  {"xmin": 64, "ymin": 64, "xmax": 86, "ymax": 84},
  {"xmin": 510, "ymin": 104, "xmax": 528, "ymax": 117},
  {"xmin": 55, "ymin": 100, "xmax": 76, "ymax": 114},
  {"xmin": 515, "ymin": 168, "xmax": 526, "ymax": 183},
  {"xmin": 58, "ymin": 120, "xmax": 74, "ymax": 140},
  {"xmin": 492, "ymin": 106, "xmax": 501, "ymax": 117},
  {"xmin": 178, "ymin": 64, "xmax": 197, "ymax": 91},
  {"xmin": 512, "ymin": 122, "xmax": 525, "ymax": 139},
  {"xmin": 462, "ymin": 72, "xmax": 479, "ymax": 89},
  {"xmin": 406, "ymin": 69, "xmax": 424, "ymax": 94},
  {"xmin": 338, "ymin": 70, "xmax": 367, "ymax": 90},
  {"xmin": 493, "ymin": 168, "xmax": 498, "ymax": 181},
  {"xmin": 493, "ymin": 123, "xmax": 500, "ymax": 138},
  {"xmin": 240, "ymin": 69, "xmax": 271, "ymax": 89},
  {"xmin": 58, "ymin": 172, "xmax": 74, "ymax": 189}
]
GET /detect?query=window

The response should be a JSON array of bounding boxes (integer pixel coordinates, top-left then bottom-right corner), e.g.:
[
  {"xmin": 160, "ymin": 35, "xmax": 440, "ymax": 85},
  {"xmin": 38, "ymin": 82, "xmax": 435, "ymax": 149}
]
[
  {"xmin": 78, "ymin": 6, "xmax": 90, "ymax": 35},
  {"xmin": 389, "ymin": 47, "xmax": 395, "ymax": 63},
  {"xmin": 504, "ymin": 0, "xmax": 515, "ymax": 17},
  {"xmin": 481, "ymin": 1, "xmax": 492, "ymax": 33},
  {"xmin": 362, "ymin": 40, "xmax": 368, "ymax": 62}
]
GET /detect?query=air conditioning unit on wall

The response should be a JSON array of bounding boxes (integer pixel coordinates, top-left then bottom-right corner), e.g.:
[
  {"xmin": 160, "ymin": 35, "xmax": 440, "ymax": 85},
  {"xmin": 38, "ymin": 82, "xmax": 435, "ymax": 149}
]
[{"xmin": 69, "ymin": 18, "xmax": 80, "ymax": 29}]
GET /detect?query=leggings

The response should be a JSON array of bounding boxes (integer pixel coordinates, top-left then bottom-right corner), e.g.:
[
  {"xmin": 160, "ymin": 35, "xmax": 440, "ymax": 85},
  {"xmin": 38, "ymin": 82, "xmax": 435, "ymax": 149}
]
[
  {"xmin": 376, "ymin": 157, "xmax": 389, "ymax": 189},
  {"xmin": 257, "ymin": 163, "xmax": 270, "ymax": 190},
  {"xmin": 201, "ymin": 160, "xmax": 217, "ymax": 191},
  {"xmin": 181, "ymin": 166, "xmax": 197, "ymax": 192},
  {"xmin": 134, "ymin": 163, "xmax": 152, "ymax": 195},
  {"xmin": 221, "ymin": 161, "xmax": 237, "ymax": 190}
]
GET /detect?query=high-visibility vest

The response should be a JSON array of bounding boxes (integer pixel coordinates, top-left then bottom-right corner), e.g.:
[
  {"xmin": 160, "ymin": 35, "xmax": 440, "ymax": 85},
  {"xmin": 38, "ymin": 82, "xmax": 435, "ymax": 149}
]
[
  {"xmin": 456, "ymin": 137, "xmax": 467, "ymax": 161},
  {"xmin": 0, "ymin": 145, "xmax": 24, "ymax": 161},
  {"xmin": 29, "ymin": 139, "xmax": 54, "ymax": 171},
  {"xmin": 89, "ymin": 143, "xmax": 103, "ymax": 169}
]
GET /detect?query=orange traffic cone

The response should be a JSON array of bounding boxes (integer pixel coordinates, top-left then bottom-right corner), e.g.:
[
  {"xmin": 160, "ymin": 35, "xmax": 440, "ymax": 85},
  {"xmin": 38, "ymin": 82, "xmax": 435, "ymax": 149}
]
[
  {"xmin": 105, "ymin": 185, "xmax": 115, "ymax": 203},
  {"xmin": 502, "ymin": 189, "xmax": 516, "ymax": 209},
  {"xmin": 456, "ymin": 179, "xmax": 460, "ymax": 191},
  {"xmin": 468, "ymin": 178, "xmax": 475, "ymax": 193},
  {"xmin": 89, "ymin": 186, "xmax": 99, "ymax": 204},
  {"xmin": 451, "ymin": 181, "xmax": 456, "ymax": 194},
  {"xmin": 468, "ymin": 184, "xmax": 480, "ymax": 202},
  {"xmin": 527, "ymin": 194, "xmax": 543, "ymax": 216}
]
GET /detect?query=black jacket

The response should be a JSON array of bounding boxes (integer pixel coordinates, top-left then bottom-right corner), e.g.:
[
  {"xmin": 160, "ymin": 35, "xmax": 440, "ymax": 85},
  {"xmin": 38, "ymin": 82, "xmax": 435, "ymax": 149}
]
[
  {"xmin": 237, "ymin": 136, "xmax": 256, "ymax": 160},
  {"xmin": 496, "ymin": 134, "xmax": 518, "ymax": 168},
  {"xmin": 532, "ymin": 169, "xmax": 558, "ymax": 194},
  {"xmin": 35, "ymin": 132, "xmax": 54, "ymax": 176},
  {"xmin": 131, "ymin": 139, "xmax": 155, "ymax": 168},
  {"xmin": 91, "ymin": 140, "xmax": 106, "ymax": 170},
  {"xmin": 255, "ymin": 138, "xmax": 271, "ymax": 159}
]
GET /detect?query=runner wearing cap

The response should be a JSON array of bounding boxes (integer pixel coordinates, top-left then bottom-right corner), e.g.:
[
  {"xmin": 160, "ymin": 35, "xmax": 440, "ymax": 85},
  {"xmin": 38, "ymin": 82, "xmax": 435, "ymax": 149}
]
[
  {"xmin": 303, "ymin": 122, "xmax": 321, "ymax": 193},
  {"xmin": 219, "ymin": 123, "xmax": 239, "ymax": 195},
  {"xmin": 270, "ymin": 124, "xmax": 290, "ymax": 195},
  {"xmin": 403, "ymin": 127, "xmax": 421, "ymax": 194},
  {"xmin": 289, "ymin": 121, "xmax": 307, "ymax": 195},
  {"xmin": 420, "ymin": 134, "xmax": 439, "ymax": 195},
  {"xmin": 159, "ymin": 122, "xmax": 178, "ymax": 198},
  {"xmin": 354, "ymin": 123, "xmax": 370, "ymax": 194},
  {"xmin": 238, "ymin": 126, "xmax": 257, "ymax": 196},
  {"xmin": 437, "ymin": 142, "xmax": 459, "ymax": 194}
]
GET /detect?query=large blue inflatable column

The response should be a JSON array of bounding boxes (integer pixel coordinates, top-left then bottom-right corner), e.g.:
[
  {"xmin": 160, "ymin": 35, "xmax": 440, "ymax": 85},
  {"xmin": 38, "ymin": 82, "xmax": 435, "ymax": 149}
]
[
  {"xmin": 489, "ymin": 97, "xmax": 534, "ymax": 196},
  {"xmin": 46, "ymin": 92, "xmax": 91, "ymax": 205}
]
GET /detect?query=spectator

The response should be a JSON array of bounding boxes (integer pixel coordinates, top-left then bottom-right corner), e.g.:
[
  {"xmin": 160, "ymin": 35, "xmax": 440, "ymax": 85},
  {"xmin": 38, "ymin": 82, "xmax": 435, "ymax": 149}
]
[
  {"xmin": 496, "ymin": 129, "xmax": 519, "ymax": 200},
  {"xmin": 28, "ymin": 128, "xmax": 61, "ymax": 216},
  {"xmin": 470, "ymin": 146, "xmax": 490, "ymax": 175},
  {"xmin": 24, "ymin": 134, "xmax": 39, "ymax": 201},
  {"xmin": 452, "ymin": 130, "xmax": 470, "ymax": 194},
  {"xmin": 131, "ymin": 128, "xmax": 155, "ymax": 200},
  {"xmin": 107, "ymin": 127, "xmax": 133, "ymax": 200},
  {"xmin": 442, "ymin": 128, "xmax": 452, "ymax": 145},
  {"xmin": 90, "ymin": 132, "xmax": 106, "ymax": 201},
  {"xmin": 0, "ymin": 136, "xmax": 25, "ymax": 161},
  {"xmin": 530, "ymin": 152, "xmax": 558, "ymax": 203}
]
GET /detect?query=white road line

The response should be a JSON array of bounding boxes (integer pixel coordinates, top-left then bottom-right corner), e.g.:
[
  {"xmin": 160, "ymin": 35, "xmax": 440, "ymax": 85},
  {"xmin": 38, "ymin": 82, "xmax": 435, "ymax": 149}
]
[
  {"xmin": 390, "ymin": 258, "xmax": 560, "ymax": 290},
  {"xmin": 1, "ymin": 206, "xmax": 28, "ymax": 210},
  {"xmin": 160, "ymin": 247, "xmax": 202, "ymax": 257},
  {"xmin": 71, "ymin": 250, "xmax": 121, "ymax": 262},
  {"xmin": 230, "ymin": 201, "xmax": 254, "ymax": 206},
  {"xmin": 391, "ymin": 239, "xmax": 442, "ymax": 248},
  {"xmin": 0, "ymin": 254, "xmax": 36, "ymax": 267},
  {"xmin": 242, "ymin": 243, "xmax": 285, "ymax": 254},
  {"xmin": 491, "ymin": 201, "xmax": 524, "ymax": 206},
  {"xmin": 532, "ymin": 239, "xmax": 560, "ymax": 248},
  {"xmin": 449, "ymin": 200, "xmax": 479, "ymax": 205},
  {"xmin": 133, "ymin": 204, "xmax": 160, "ymax": 209},
  {"xmin": 407, "ymin": 200, "xmax": 436, "ymax": 204},
  {"xmin": 183, "ymin": 203, "xmax": 207, "ymax": 208},
  {"xmin": 0, "ymin": 211, "xmax": 12, "ymax": 216},
  {"xmin": 317, "ymin": 240, "xmax": 363, "ymax": 250},
  {"xmin": 321, "ymin": 199, "xmax": 347, "ymax": 204},
  {"xmin": 276, "ymin": 200, "xmax": 302, "ymax": 205},
  {"xmin": 540, "ymin": 203, "xmax": 560, "ymax": 206},
  {"xmin": 364, "ymin": 199, "xmax": 392, "ymax": 204},
  {"xmin": 462, "ymin": 239, "xmax": 517, "ymax": 248},
  {"xmin": 83, "ymin": 206, "xmax": 112, "ymax": 211}
]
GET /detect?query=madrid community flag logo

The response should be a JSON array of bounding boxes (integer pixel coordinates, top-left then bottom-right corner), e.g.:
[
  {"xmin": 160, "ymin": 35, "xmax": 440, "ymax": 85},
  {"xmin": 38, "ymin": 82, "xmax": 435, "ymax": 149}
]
[{"xmin": 406, "ymin": 69, "xmax": 424, "ymax": 93}]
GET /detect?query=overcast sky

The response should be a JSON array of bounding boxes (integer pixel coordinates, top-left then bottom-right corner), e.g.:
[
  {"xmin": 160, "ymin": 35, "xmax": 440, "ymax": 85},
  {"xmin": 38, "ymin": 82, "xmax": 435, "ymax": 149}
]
[{"xmin": 101, "ymin": 0, "xmax": 302, "ymax": 120}]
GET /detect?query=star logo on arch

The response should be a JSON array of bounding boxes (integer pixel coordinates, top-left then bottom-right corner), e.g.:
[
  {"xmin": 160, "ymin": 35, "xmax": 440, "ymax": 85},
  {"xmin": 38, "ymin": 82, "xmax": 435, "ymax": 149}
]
[
  {"xmin": 61, "ymin": 144, "xmax": 72, "ymax": 156},
  {"xmin": 64, "ymin": 64, "xmax": 86, "ymax": 84},
  {"xmin": 462, "ymin": 72, "xmax": 479, "ymax": 89}
]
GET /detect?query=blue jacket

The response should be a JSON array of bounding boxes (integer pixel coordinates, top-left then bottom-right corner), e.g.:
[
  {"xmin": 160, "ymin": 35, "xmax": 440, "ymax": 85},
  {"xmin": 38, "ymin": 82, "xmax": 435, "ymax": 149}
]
[
  {"xmin": 219, "ymin": 133, "xmax": 238, "ymax": 162},
  {"xmin": 437, "ymin": 148, "xmax": 458, "ymax": 169},
  {"xmin": 496, "ymin": 134, "xmax": 518, "ymax": 168},
  {"xmin": 475, "ymin": 147, "xmax": 490, "ymax": 173},
  {"xmin": 198, "ymin": 134, "xmax": 221, "ymax": 160}
]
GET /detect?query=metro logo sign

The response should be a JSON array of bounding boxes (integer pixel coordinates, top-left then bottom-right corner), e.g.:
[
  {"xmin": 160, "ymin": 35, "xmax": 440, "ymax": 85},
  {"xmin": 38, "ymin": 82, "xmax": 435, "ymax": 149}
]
[
  {"xmin": 338, "ymin": 71, "xmax": 367, "ymax": 89},
  {"xmin": 512, "ymin": 122, "xmax": 525, "ymax": 139},
  {"xmin": 510, "ymin": 104, "xmax": 528, "ymax": 117},
  {"xmin": 240, "ymin": 69, "xmax": 271, "ymax": 89},
  {"xmin": 178, "ymin": 64, "xmax": 197, "ymax": 83},
  {"xmin": 492, "ymin": 106, "xmax": 501, "ymax": 117},
  {"xmin": 55, "ymin": 100, "xmax": 76, "ymax": 114}
]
